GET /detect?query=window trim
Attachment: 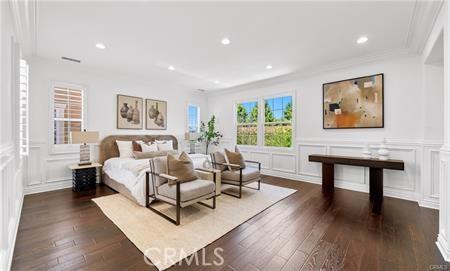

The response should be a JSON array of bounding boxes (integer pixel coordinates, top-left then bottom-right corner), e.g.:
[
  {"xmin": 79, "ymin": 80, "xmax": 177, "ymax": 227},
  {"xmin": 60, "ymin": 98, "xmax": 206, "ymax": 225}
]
[
  {"xmin": 235, "ymin": 91, "xmax": 295, "ymax": 150},
  {"xmin": 49, "ymin": 81, "xmax": 87, "ymax": 154},
  {"xmin": 187, "ymin": 103, "xmax": 201, "ymax": 133}
]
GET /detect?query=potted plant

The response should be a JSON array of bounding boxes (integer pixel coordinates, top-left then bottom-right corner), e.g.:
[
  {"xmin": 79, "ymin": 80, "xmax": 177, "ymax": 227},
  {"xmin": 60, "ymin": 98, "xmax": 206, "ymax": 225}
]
[{"xmin": 198, "ymin": 115, "xmax": 223, "ymax": 154}]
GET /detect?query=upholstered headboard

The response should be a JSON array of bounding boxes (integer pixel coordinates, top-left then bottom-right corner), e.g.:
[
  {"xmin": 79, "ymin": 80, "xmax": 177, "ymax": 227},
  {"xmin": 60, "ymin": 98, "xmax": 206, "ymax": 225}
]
[{"xmin": 99, "ymin": 135, "xmax": 178, "ymax": 164}]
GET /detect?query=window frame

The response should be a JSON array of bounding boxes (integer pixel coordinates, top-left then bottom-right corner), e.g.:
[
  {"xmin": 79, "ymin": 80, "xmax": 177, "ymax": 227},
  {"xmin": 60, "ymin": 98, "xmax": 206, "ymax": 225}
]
[
  {"xmin": 49, "ymin": 82, "xmax": 87, "ymax": 154},
  {"xmin": 235, "ymin": 91, "xmax": 295, "ymax": 150},
  {"xmin": 187, "ymin": 103, "xmax": 201, "ymax": 133}
]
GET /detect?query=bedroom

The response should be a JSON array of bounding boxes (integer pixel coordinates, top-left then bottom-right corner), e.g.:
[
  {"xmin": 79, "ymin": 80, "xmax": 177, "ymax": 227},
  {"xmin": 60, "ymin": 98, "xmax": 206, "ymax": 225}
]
[{"xmin": 1, "ymin": 0, "xmax": 450, "ymax": 270}]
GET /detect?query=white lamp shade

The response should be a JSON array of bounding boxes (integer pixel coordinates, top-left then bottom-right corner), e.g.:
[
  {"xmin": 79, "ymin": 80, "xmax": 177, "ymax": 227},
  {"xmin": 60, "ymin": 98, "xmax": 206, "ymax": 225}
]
[{"xmin": 71, "ymin": 131, "xmax": 99, "ymax": 144}]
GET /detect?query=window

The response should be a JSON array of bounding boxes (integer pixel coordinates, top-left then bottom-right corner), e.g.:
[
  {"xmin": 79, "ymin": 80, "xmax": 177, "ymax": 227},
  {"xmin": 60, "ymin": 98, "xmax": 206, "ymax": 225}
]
[
  {"xmin": 19, "ymin": 59, "xmax": 29, "ymax": 156},
  {"xmin": 187, "ymin": 104, "xmax": 200, "ymax": 133},
  {"xmin": 53, "ymin": 85, "xmax": 84, "ymax": 144},
  {"xmin": 236, "ymin": 101, "xmax": 258, "ymax": 145},
  {"xmin": 264, "ymin": 96, "xmax": 292, "ymax": 147}
]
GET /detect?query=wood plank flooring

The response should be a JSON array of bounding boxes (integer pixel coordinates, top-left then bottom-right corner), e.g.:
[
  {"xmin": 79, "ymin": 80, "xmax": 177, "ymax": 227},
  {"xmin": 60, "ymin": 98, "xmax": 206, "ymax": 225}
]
[{"xmin": 12, "ymin": 176, "xmax": 447, "ymax": 271}]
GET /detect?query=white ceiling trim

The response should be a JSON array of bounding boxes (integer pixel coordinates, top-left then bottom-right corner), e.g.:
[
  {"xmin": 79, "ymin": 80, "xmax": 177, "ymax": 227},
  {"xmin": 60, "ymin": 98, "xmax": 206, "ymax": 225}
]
[
  {"xmin": 405, "ymin": 0, "xmax": 444, "ymax": 54},
  {"xmin": 8, "ymin": 0, "xmax": 38, "ymax": 58}
]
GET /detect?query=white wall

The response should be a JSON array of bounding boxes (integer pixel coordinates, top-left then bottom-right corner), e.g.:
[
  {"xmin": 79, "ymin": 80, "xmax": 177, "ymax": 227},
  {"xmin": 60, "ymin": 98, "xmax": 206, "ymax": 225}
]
[
  {"xmin": 0, "ymin": 2, "xmax": 25, "ymax": 270},
  {"xmin": 25, "ymin": 56, "xmax": 208, "ymax": 194},
  {"xmin": 207, "ymin": 55, "xmax": 443, "ymax": 209}
]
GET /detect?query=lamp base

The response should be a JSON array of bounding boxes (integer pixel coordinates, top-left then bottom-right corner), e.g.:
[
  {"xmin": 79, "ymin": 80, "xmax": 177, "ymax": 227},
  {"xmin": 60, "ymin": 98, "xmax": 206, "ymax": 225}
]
[{"xmin": 79, "ymin": 144, "xmax": 91, "ymax": 166}]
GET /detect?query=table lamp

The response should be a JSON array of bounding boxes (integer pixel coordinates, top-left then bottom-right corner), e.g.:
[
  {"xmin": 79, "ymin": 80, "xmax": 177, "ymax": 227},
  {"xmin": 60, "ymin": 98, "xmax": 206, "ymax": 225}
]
[
  {"xmin": 184, "ymin": 132, "xmax": 200, "ymax": 154},
  {"xmin": 71, "ymin": 130, "xmax": 99, "ymax": 166}
]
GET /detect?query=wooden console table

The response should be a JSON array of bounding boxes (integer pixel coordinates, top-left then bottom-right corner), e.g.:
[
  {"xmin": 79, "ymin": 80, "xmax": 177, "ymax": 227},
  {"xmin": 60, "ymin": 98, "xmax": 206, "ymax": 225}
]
[{"xmin": 308, "ymin": 154, "xmax": 404, "ymax": 213}]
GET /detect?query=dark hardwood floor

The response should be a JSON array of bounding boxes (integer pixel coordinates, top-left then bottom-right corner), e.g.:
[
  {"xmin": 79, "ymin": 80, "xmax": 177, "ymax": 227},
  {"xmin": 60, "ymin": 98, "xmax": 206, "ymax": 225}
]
[{"xmin": 12, "ymin": 176, "xmax": 447, "ymax": 271}]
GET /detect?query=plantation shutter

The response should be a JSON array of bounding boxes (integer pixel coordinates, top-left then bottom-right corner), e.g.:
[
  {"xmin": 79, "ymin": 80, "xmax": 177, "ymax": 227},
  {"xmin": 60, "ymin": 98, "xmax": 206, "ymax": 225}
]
[
  {"xmin": 19, "ymin": 59, "xmax": 29, "ymax": 155},
  {"xmin": 53, "ymin": 85, "xmax": 84, "ymax": 144}
]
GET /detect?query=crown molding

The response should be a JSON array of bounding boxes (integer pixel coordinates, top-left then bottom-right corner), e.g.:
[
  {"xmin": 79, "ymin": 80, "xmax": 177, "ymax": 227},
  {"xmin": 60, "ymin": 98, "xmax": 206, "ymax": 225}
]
[
  {"xmin": 206, "ymin": 48, "xmax": 414, "ymax": 97},
  {"xmin": 405, "ymin": 0, "xmax": 444, "ymax": 54},
  {"xmin": 8, "ymin": 0, "xmax": 38, "ymax": 58}
]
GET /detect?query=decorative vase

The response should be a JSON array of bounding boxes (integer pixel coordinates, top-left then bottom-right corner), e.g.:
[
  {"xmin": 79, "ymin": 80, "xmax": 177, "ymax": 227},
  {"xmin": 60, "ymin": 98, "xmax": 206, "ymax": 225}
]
[
  {"xmin": 132, "ymin": 100, "xmax": 140, "ymax": 124},
  {"xmin": 126, "ymin": 106, "xmax": 134, "ymax": 122},
  {"xmin": 148, "ymin": 105, "xmax": 157, "ymax": 119},
  {"xmin": 378, "ymin": 138, "xmax": 389, "ymax": 160},
  {"xmin": 362, "ymin": 143, "xmax": 371, "ymax": 159},
  {"xmin": 120, "ymin": 103, "xmax": 129, "ymax": 118},
  {"xmin": 154, "ymin": 112, "xmax": 164, "ymax": 127}
]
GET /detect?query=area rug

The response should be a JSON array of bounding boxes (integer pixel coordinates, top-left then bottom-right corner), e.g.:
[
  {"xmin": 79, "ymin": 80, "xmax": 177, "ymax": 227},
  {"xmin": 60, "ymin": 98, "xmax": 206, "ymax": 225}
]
[{"xmin": 92, "ymin": 183, "xmax": 296, "ymax": 270}]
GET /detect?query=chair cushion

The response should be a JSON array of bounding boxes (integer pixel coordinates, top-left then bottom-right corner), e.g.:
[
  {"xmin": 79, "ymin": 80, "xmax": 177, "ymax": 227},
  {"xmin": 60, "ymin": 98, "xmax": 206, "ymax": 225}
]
[
  {"xmin": 152, "ymin": 156, "xmax": 168, "ymax": 186},
  {"xmin": 167, "ymin": 152, "xmax": 198, "ymax": 182},
  {"xmin": 224, "ymin": 147, "xmax": 246, "ymax": 170},
  {"xmin": 157, "ymin": 179, "xmax": 215, "ymax": 202},
  {"xmin": 221, "ymin": 167, "xmax": 260, "ymax": 182},
  {"xmin": 212, "ymin": 151, "xmax": 228, "ymax": 172}
]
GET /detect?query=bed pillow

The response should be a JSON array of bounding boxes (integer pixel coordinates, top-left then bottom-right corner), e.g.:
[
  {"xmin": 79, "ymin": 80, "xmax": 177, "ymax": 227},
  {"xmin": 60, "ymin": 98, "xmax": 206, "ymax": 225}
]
[
  {"xmin": 132, "ymin": 140, "xmax": 142, "ymax": 152},
  {"xmin": 224, "ymin": 146, "xmax": 246, "ymax": 170},
  {"xmin": 116, "ymin": 140, "xmax": 133, "ymax": 158},
  {"xmin": 141, "ymin": 141, "xmax": 158, "ymax": 152},
  {"xmin": 156, "ymin": 140, "xmax": 174, "ymax": 151},
  {"xmin": 133, "ymin": 150, "xmax": 177, "ymax": 160},
  {"xmin": 167, "ymin": 152, "xmax": 197, "ymax": 183}
]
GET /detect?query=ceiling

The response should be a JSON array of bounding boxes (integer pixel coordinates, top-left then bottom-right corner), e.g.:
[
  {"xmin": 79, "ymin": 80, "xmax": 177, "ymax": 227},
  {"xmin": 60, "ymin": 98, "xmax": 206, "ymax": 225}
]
[{"xmin": 34, "ymin": 1, "xmax": 433, "ymax": 91}]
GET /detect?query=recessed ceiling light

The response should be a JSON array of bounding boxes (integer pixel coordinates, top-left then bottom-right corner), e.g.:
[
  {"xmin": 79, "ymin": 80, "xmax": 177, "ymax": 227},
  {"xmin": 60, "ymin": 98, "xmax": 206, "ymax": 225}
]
[
  {"xmin": 168, "ymin": 66, "xmax": 175, "ymax": 71},
  {"xmin": 214, "ymin": 80, "xmax": 220, "ymax": 84},
  {"xmin": 357, "ymin": 36, "xmax": 368, "ymax": 44},
  {"xmin": 266, "ymin": 65, "xmax": 273, "ymax": 70},
  {"xmin": 221, "ymin": 38, "xmax": 231, "ymax": 45},
  {"xmin": 95, "ymin": 43, "xmax": 106, "ymax": 49}
]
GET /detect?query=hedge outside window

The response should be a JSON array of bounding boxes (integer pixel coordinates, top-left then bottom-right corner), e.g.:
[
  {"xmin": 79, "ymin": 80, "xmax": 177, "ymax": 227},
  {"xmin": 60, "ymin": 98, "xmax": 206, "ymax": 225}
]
[
  {"xmin": 264, "ymin": 96, "xmax": 292, "ymax": 147},
  {"xmin": 236, "ymin": 101, "xmax": 258, "ymax": 145}
]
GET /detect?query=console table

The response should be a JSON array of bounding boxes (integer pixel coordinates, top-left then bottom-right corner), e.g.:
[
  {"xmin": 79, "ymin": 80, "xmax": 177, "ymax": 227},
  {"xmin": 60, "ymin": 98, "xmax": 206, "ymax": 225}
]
[{"xmin": 308, "ymin": 154, "xmax": 404, "ymax": 213}]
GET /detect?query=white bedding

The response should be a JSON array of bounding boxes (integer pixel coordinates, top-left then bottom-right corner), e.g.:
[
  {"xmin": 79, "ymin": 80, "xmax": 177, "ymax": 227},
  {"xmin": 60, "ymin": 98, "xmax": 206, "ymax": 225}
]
[{"xmin": 103, "ymin": 154, "xmax": 209, "ymax": 206}]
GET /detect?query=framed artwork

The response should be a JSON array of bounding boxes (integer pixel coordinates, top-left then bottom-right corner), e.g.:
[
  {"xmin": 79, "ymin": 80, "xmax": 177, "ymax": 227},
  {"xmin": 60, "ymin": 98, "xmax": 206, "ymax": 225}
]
[
  {"xmin": 146, "ymin": 99, "xmax": 167, "ymax": 130},
  {"xmin": 323, "ymin": 73, "xmax": 384, "ymax": 129},
  {"xmin": 117, "ymin": 94, "xmax": 143, "ymax": 129}
]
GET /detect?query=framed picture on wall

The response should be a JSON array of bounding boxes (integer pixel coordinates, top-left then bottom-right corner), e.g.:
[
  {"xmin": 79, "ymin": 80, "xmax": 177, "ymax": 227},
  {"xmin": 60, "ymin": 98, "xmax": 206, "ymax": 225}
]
[
  {"xmin": 146, "ymin": 99, "xmax": 167, "ymax": 130},
  {"xmin": 323, "ymin": 73, "xmax": 384, "ymax": 129},
  {"xmin": 117, "ymin": 94, "xmax": 143, "ymax": 129}
]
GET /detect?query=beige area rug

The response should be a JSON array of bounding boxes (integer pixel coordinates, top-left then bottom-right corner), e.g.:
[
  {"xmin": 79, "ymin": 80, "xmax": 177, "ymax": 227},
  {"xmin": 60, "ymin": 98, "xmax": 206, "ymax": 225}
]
[{"xmin": 93, "ymin": 183, "xmax": 296, "ymax": 270}]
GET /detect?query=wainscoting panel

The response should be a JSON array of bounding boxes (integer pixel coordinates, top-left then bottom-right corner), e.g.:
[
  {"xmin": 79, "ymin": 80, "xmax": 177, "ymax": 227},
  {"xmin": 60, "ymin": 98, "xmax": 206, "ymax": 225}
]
[
  {"xmin": 298, "ymin": 143, "xmax": 326, "ymax": 177},
  {"xmin": 272, "ymin": 153, "xmax": 296, "ymax": 173},
  {"xmin": 0, "ymin": 144, "xmax": 24, "ymax": 270},
  {"xmin": 329, "ymin": 145, "xmax": 366, "ymax": 185}
]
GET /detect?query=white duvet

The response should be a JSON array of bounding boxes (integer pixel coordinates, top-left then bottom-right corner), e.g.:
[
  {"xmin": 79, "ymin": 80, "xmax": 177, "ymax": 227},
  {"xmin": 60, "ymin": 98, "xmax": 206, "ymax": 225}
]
[{"xmin": 103, "ymin": 154, "xmax": 208, "ymax": 206}]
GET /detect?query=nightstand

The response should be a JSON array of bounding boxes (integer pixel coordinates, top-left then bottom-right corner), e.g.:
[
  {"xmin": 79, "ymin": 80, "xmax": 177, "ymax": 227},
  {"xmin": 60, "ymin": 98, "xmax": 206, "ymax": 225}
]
[{"xmin": 68, "ymin": 163, "xmax": 102, "ymax": 192}]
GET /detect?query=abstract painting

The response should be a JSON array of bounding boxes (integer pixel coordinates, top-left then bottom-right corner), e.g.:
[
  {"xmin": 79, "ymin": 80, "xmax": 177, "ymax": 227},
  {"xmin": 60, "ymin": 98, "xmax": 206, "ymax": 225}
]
[
  {"xmin": 146, "ymin": 99, "xmax": 167, "ymax": 130},
  {"xmin": 323, "ymin": 74, "xmax": 384, "ymax": 129},
  {"xmin": 117, "ymin": 94, "xmax": 143, "ymax": 129}
]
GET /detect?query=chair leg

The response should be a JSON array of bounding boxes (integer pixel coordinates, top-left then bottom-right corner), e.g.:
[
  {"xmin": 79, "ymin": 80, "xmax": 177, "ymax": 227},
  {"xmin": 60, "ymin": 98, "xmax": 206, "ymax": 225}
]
[
  {"xmin": 258, "ymin": 178, "xmax": 261, "ymax": 190},
  {"xmin": 176, "ymin": 183, "xmax": 181, "ymax": 225},
  {"xmin": 198, "ymin": 195, "xmax": 216, "ymax": 209}
]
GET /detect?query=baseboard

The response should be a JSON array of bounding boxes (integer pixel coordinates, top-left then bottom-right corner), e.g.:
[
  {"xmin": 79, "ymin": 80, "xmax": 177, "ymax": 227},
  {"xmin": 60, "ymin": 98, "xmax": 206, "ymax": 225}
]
[
  {"xmin": 6, "ymin": 194, "xmax": 24, "ymax": 270},
  {"xmin": 24, "ymin": 180, "xmax": 72, "ymax": 195},
  {"xmin": 419, "ymin": 198, "xmax": 440, "ymax": 210},
  {"xmin": 262, "ymin": 169, "xmax": 422, "ymax": 206},
  {"xmin": 437, "ymin": 233, "xmax": 450, "ymax": 262}
]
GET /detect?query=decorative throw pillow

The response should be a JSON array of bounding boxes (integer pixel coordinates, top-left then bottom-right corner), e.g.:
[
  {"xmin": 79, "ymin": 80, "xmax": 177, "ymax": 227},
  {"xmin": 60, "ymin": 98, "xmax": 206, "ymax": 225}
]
[
  {"xmin": 133, "ymin": 150, "xmax": 177, "ymax": 160},
  {"xmin": 156, "ymin": 140, "xmax": 174, "ymax": 151},
  {"xmin": 116, "ymin": 140, "xmax": 133, "ymax": 158},
  {"xmin": 224, "ymin": 147, "xmax": 246, "ymax": 170},
  {"xmin": 167, "ymin": 152, "xmax": 197, "ymax": 183},
  {"xmin": 132, "ymin": 140, "xmax": 142, "ymax": 152},
  {"xmin": 141, "ymin": 141, "xmax": 158, "ymax": 152},
  {"xmin": 212, "ymin": 151, "xmax": 228, "ymax": 172}
]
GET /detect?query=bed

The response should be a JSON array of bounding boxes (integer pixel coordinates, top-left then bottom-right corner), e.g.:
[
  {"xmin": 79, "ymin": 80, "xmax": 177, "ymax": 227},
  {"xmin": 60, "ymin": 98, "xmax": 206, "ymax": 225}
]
[{"xmin": 99, "ymin": 135, "xmax": 208, "ymax": 206}]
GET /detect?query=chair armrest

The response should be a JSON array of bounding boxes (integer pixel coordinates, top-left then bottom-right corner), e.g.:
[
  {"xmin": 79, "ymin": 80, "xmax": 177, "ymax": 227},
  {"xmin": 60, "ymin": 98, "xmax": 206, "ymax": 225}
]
[
  {"xmin": 211, "ymin": 161, "xmax": 243, "ymax": 169},
  {"xmin": 245, "ymin": 160, "xmax": 261, "ymax": 170},
  {"xmin": 195, "ymin": 169, "xmax": 216, "ymax": 183}
]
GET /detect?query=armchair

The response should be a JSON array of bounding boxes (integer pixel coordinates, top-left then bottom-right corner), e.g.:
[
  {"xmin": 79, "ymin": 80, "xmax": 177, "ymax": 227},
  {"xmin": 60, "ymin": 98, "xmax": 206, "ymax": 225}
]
[
  {"xmin": 210, "ymin": 152, "xmax": 261, "ymax": 198},
  {"xmin": 145, "ymin": 157, "xmax": 216, "ymax": 225}
]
